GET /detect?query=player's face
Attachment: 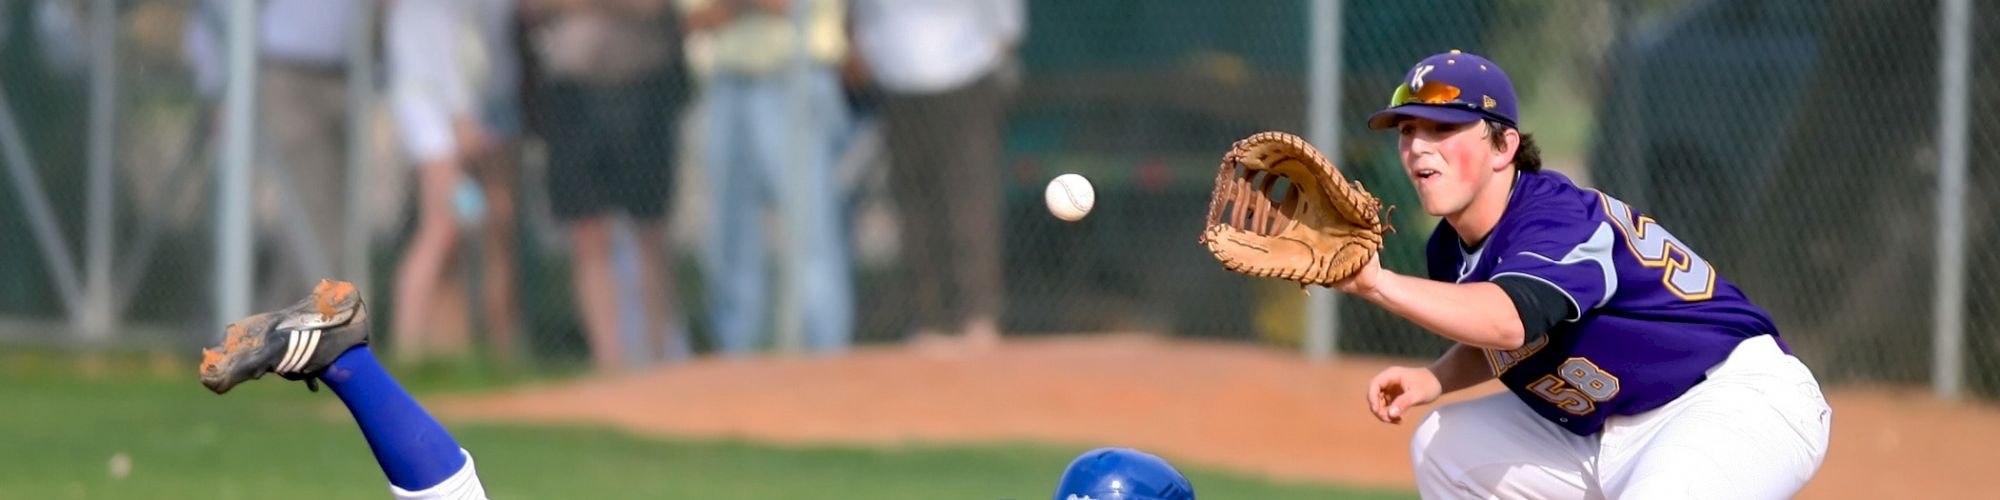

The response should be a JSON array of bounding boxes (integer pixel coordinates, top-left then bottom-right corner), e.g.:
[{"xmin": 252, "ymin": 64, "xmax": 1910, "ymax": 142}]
[{"xmin": 1397, "ymin": 117, "xmax": 1504, "ymax": 217}]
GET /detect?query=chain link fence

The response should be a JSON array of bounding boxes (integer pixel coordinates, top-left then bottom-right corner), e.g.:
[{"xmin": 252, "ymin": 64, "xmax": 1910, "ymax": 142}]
[
  {"xmin": 0, "ymin": 0, "xmax": 1995, "ymax": 397},
  {"xmin": 1, "ymin": 0, "xmax": 221, "ymax": 341},
  {"xmin": 1583, "ymin": 0, "xmax": 1995, "ymax": 395}
]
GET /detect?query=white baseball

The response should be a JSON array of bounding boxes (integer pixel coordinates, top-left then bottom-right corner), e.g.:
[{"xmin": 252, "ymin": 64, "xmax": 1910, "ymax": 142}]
[{"xmin": 1045, "ymin": 173, "xmax": 1096, "ymax": 222}]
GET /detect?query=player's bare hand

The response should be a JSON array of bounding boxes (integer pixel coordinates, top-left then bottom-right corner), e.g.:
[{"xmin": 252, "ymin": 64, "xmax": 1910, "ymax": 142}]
[
  {"xmin": 1333, "ymin": 253, "xmax": 1385, "ymax": 298},
  {"xmin": 1366, "ymin": 365, "xmax": 1441, "ymax": 424}
]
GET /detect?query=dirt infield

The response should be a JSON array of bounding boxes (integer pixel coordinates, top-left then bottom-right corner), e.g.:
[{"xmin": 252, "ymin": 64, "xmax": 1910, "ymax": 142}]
[{"xmin": 435, "ymin": 334, "xmax": 1995, "ymax": 498}]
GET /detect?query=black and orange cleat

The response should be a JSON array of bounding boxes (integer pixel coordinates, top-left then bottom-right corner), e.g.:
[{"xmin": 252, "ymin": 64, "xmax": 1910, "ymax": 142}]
[{"xmin": 198, "ymin": 279, "xmax": 371, "ymax": 394}]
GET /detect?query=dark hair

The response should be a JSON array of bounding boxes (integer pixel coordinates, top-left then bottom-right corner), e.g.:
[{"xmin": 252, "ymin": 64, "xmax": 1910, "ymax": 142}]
[{"xmin": 1485, "ymin": 120, "xmax": 1543, "ymax": 173}]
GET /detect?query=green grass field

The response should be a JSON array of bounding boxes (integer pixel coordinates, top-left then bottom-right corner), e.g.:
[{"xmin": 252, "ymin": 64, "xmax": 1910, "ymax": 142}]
[{"xmin": 0, "ymin": 355, "xmax": 1413, "ymax": 499}]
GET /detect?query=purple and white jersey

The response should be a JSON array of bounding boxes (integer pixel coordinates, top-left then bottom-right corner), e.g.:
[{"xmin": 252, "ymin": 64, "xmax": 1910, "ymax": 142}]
[{"xmin": 1424, "ymin": 170, "xmax": 1781, "ymax": 436}]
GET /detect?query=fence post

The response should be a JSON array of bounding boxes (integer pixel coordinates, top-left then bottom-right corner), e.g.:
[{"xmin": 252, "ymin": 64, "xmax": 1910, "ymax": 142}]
[
  {"xmin": 345, "ymin": 0, "xmax": 377, "ymax": 294},
  {"xmin": 78, "ymin": 0, "xmax": 118, "ymax": 341},
  {"xmin": 1305, "ymin": 0, "xmax": 1345, "ymax": 361},
  {"xmin": 215, "ymin": 0, "xmax": 259, "ymax": 337},
  {"xmin": 1932, "ymin": 0, "xmax": 1972, "ymax": 401}
]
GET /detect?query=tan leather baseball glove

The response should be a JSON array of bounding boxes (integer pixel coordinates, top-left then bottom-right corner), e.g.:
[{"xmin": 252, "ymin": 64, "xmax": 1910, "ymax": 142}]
[{"xmin": 1199, "ymin": 131, "xmax": 1392, "ymax": 286}]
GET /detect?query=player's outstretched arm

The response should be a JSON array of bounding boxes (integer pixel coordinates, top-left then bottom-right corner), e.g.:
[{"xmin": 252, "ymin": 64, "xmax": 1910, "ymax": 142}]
[
  {"xmin": 1336, "ymin": 255, "xmax": 1527, "ymax": 350},
  {"xmin": 1366, "ymin": 343, "xmax": 1492, "ymax": 424},
  {"xmin": 1428, "ymin": 343, "xmax": 1496, "ymax": 394}
]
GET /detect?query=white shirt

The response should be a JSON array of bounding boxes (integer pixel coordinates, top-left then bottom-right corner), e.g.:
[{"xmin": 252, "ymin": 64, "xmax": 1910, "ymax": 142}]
[
  {"xmin": 258, "ymin": 0, "xmax": 355, "ymax": 66},
  {"xmin": 851, "ymin": 0, "xmax": 1024, "ymax": 94},
  {"xmin": 182, "ymin": 0, "xmax": 358, "ymax": 98},
  {"xmin": 388, "ymin": 0, "xmax": 520, "ymax": 116}
]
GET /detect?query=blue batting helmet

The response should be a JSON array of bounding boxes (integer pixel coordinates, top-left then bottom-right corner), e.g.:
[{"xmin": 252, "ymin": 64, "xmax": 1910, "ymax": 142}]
[{"xmin": 1052, "ymin": 447, "xmax": 1194, "ymax": 500}]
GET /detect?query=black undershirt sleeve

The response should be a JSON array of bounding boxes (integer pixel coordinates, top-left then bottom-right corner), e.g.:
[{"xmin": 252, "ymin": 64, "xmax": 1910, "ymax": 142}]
[{"xmin": 1491, "ymin": 275, "xmax": 1573, "ymax": 344}]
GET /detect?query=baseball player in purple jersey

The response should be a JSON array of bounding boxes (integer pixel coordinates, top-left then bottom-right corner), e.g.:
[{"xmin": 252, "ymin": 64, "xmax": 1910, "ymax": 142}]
[{"xmin": 1335, "ymin": 50, "xmax": 1832, "ymax": 498}]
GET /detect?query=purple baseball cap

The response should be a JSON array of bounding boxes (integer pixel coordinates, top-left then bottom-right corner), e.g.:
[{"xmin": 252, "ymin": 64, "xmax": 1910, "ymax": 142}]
[{"xmin": 1366, "ymin": 50, "xmax": 1519, "ymax": 129}]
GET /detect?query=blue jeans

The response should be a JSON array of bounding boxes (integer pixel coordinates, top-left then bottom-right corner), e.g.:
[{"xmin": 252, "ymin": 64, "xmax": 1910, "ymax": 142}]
[{"xmin": 703, "ymin": 68, "xmax": 854, "ymax": 354}]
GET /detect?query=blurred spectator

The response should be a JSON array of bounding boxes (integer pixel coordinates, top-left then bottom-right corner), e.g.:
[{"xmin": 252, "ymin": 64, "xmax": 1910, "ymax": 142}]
[
  {"xmin": 850, "ymin": 0, "xmax": 1023, "ymax": 348},
  {"xmin": 184, "ymin": 0, "xmax": 363, "ymax": 310},
  {"xmin": 387, "ymin": 0, "xmax": 525, "ymax": 365},
  {"xmin": 521, "ymin": 0, "xmax": 692, "ymax": 372},
  {"xmin": 688, "ymin": 0, "xmax": 854, "ymax": 355}
]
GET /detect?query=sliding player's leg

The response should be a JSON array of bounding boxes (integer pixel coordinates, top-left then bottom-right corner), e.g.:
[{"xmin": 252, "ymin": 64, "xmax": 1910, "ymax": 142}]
[{"xmin": 199, "ymin": 280, "xmax": 488, "ymax": 499}]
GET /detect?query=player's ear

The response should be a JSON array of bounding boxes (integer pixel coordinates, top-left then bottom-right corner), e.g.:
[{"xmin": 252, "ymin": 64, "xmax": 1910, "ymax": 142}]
[{"xmin": 1489, "ymin": 123, "xmax": 1520, "ymax": 172}]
